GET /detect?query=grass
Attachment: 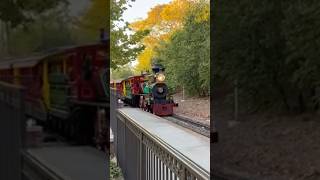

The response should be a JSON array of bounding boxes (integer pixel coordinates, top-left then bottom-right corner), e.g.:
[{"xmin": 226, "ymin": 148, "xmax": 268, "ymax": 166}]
[{"xmin": 110, "ymin": 158, "xmax": 122, "ymax": 179}]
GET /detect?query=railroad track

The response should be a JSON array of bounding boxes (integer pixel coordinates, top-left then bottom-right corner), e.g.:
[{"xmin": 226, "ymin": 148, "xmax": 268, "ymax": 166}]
[{"xmin": 163, "ymin": 114, "xmax": 210, "ymax": 137}]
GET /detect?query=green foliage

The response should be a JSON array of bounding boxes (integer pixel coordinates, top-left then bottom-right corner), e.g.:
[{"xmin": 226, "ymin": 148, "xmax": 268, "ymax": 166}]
[
  {"xmin": 0, "ymin": 0, "xmax": 72, "ymax": 56},
  {"xmin": 110, "ymin": 160, "xmax": 122, "ymax": 179},
  {"xmin": 2, "ymin": 5, "xmax": 73, "ymax": 56},
  {"xmin": 213, "ymin": 0, "xmax": 320, "ymax": 113},
  {"xmin": 155, "ymin": 2, "xmax": 210, "ymax": 97},
  {"xmin": 111, "ymin": 0, "xmax": 148, "ymax": 69},
  {"xmin": 111, "ymin": 65, "xmax": 133, "ymax": 80},
  {"xmin": 0, "ymin": 0, "xmax": 67, "ymax": 27},
  {"xmin": 73, "ymin": 0, "xmax": 109, "ymax": 44}
]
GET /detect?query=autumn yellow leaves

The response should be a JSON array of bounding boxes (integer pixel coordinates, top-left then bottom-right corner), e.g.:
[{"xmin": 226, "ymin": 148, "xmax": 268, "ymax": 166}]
[{"xmin": 130, "ymin": 0, "xmax": 209, "ymax": 73}]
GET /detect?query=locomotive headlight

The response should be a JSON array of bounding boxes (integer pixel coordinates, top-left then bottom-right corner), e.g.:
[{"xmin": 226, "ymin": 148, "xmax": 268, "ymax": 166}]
[{"xmin": 156, "ymin": 73, "xmax": 165, "ymax": 82}]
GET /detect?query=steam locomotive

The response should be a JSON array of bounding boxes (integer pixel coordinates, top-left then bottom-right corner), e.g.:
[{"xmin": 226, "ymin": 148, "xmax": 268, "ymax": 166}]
[{"xmin": 112, "ymin": 63, "xmax": 177, "ymax": 116}]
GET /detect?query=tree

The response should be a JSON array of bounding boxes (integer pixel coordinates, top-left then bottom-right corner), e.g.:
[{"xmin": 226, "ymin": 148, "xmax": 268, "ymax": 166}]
[
  {"xmin": 134, "ymin": 47, "xmax": 154, "ymax": 73},
  {"xmin": 0, "ymin": 0, "xmax": 67, "ymax": 55},
  {"xmin": 0, "ymin": 0, "xmax": 67, "ymax": 27},
  {"xmin": 6, "ymin": 5, "xmax": 73, "ymax": 55},
  {"xmin": 155, "ymin": 1, "xmax": 210, "ymax": 96},
  {"xmin": 110, "ymin": 0, "xmax": 148, "ymax": 69},
  {"xmin": 111, "ymin": 65, "xmax": 133, "ymax": 80},
  {"xmin": 213, "ymin": 0, "xmax": 320, "ymax": 113},
  {"xmin": 74, "ymin": 0, "xmax": 110, "ymax": 43},
  {"xmin": 130, "ymin": 0, "xmax": 196, "ymax": 72}
]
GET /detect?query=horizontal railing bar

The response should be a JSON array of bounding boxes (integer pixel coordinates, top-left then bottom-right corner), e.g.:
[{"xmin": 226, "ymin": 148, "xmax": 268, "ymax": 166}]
[{"xmin": 117, "ymin": 110, "xmax": 210, "ymax": 179}]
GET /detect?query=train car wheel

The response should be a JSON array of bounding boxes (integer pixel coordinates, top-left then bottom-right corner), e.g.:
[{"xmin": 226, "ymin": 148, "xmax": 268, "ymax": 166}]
[
  {"xmin": 70, "ymin": 108, "xmax": 87, "ymax": 144},
  {"xmin": 72, "ymin": 107, "xmax": 96, "ymax": 145}
]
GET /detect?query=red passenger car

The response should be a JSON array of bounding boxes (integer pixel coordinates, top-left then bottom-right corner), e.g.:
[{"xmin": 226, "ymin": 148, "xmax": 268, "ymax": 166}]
[{"xmin": 0, "ymin": 42, "xmax": 109, "ymax": 147}]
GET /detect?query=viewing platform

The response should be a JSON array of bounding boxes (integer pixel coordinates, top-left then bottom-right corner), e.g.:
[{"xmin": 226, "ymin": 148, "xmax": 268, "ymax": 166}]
[
  {"xmin": 119, "ymin": 107, "xmax": 210, "ymax": 172},
  {"xmin": 22, "ymin": 146, "xmax": 108, "ymax": 180},
  {"xmin": 111, "ymin": 89, "xmax": 210, "ymax": 180}
]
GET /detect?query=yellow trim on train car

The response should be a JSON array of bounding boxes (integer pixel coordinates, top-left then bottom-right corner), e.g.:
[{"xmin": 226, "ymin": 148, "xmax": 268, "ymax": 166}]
[
  {"xmin": 13, "ymin": 68, "xmax": 20, "ymax": 85},
  {"xmin": 42, "ymin": 61, "xmax": 50, "ymax": 109},
  {"xmin": 122, "ymin": 81, "xmax": 126, "ymax": 96}
]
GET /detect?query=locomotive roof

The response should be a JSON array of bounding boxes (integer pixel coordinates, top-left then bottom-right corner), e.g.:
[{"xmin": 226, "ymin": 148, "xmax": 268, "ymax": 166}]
[{"xmin": 0, "ymin": 43, "xmax": 107, "ymax": 70}]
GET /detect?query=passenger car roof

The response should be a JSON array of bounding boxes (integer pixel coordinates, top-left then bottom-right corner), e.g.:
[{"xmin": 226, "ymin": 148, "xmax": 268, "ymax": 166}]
[{"xmin": 0, "ymin": 43, "xmax": 107, "ymax": 70}]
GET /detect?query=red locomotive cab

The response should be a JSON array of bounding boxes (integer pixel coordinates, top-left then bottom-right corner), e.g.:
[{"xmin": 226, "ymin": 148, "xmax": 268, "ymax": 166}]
[{"xmin": 129, "ymin": 75, "xmax": 144, "ymax": 95}]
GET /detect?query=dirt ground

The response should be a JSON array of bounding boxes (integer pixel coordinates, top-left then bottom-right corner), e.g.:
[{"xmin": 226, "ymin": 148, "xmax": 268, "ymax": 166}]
[
  {"xmin": 212, "ymin": 94, "xmax": 320, "ymax": 180},
  {"xmin": 173, "ymin": 90, "xmax": 320, "ymax": 180},
  {"xmin": 172, "ymin": 92, "xmax": 210, "ymax": 125}
]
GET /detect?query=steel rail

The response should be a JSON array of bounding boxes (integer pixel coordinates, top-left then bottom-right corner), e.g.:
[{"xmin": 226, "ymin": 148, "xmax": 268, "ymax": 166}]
[{"xmin": 164, "ymin": 114, "xmax": 210, "ymax": 137}]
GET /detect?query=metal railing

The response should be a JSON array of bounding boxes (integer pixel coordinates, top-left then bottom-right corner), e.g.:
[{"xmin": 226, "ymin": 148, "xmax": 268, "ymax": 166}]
[
  {"xmin": 110, "ymin": 89, "xmax": 210, "ymax": 180},
  {"xmin": 0, "ymin": 82, "xmax": 25, "ymax": 180}
]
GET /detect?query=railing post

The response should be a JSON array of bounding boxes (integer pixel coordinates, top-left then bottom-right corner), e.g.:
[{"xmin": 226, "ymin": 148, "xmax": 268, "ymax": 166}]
[
  {"xmin": 140, "ymin": 134, "xmax": 146, "ymax": 180},
  {"xmin": 114, "ymin": 105, "xmax": 210, "ymax": 180}
]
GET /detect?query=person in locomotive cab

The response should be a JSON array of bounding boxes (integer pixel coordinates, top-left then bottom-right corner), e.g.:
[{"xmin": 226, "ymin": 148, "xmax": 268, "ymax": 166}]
[{"xmin": 143, "ymin": 81, "xmax": 152, "ymax": 112}]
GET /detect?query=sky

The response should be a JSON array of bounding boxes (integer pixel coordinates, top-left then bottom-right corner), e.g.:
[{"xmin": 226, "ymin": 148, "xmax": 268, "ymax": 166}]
[
  {"xmin": 123, "ymin": 0, "xmax": 172, "ymax": 23},
  {"xmin": 67, "ymin": 0, "xmax": 173, "ymax": 20},
  {"xmin": 122, "ymin": 0, "xmax": 172, "ymax": 67}
]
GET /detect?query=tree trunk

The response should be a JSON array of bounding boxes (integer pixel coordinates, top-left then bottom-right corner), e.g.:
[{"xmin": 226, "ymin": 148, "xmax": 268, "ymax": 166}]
[
  {"xmin": 4, "ymin": 22, "xmax": 10, "ymax": 55},
  {"xmin": 0, "ymin": 21, "xmax": 8, "ymax": 55}
]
